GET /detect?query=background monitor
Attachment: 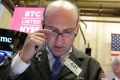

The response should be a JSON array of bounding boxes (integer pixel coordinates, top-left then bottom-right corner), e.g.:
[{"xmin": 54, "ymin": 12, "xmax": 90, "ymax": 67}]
[{"xmin": 0, "ymin": 28, "xmax": 27, "ymax": 63}]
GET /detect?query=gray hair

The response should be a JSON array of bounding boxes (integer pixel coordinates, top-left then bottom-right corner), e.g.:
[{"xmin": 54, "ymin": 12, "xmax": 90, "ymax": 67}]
[{"xmin": 111, "ymin": 57, "xmax": 120, "ymax": 65}]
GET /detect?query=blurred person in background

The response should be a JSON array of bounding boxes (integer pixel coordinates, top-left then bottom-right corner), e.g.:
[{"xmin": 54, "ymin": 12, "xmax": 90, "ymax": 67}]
[{"xmin": 111, "ymin": 56, "xmax": 120, "ymax": 80}]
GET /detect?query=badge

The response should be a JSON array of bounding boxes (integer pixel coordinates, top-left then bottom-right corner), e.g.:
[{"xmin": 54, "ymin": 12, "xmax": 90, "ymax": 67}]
[
  {"xmin": 64, "ymin": 58, "xmax": 82, "ymax": 76},
  {"xmin": 36, "ymin": 52, "xmax": 42, "ymax": 62}
]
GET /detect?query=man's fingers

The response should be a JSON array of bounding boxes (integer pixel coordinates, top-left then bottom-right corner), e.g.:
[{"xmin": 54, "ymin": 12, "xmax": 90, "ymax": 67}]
[
  {"xmin": 28, "ymin": 29, "xmax": 52, "ymax": 38},
  {"xmin": 29, "ymin": 35, "xmax": 46, "ymax": 43},
  {"xmin": 39, "ymin": 29, "xmax": 52, "ymax": 33},
  {"xmin": 29, "ymin": 29, "xmax": 52, "ymax": 34},
  {"xmin": 30, "ymin": 33, "xmax": 46, "ymax": 38}
]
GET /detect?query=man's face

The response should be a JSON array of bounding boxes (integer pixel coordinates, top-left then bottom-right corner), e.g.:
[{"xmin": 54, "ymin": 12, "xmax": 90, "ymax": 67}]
[
  {"xmin": 45, "ymin": 9, "xmax": 78, "ymax": 57},
  {"xmin": 112, "ymin": 63, "xmax": 120, "ymax": 79}
]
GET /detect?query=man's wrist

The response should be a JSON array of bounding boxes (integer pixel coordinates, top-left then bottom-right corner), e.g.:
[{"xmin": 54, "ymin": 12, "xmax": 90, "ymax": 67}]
[
  {"xmin": 19, "ymin": 51, "xmax": 31, "ymax": 64},
  {"xmin": 11, "ymin": 52, "xmax": 30, "ymax": 75}
]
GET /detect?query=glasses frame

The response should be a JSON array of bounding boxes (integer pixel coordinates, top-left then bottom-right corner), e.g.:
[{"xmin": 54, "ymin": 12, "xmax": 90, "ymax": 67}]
[{"xmin": 44, "ymin": 25, "xmax": 78, "ymax": 38}]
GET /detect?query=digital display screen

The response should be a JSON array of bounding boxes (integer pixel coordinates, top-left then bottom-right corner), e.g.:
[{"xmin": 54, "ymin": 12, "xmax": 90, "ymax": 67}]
[
  {"xmin": 0, "ymin": 50, "xmax": 13, "ymax": 56},
  {"xmin": 0, "ymin": 28, "xmax": 27, "ymax": 63},
  {"xmin": 0, "ymin": 50, "xmax": 13, "ymax": 63}
]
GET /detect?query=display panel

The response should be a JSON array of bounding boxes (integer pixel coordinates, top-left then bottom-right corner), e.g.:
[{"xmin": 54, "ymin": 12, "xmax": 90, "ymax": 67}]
[{"xmin": 0, "ymin": 28, "xmax": 27, "ymax": 63}]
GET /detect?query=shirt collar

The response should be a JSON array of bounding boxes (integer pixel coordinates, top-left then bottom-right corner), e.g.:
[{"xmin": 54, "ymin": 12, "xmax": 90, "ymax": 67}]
[
  {"xmin": 46, "ymin": 46, "xmax": 72, "ymax": 63},
  {"xmin": 115, "ymin": 76, "xmax": 120, "ymax": 80},
  {"xmin": 46, "ymin": 46, "xmax": 52, "ymax": 57}
]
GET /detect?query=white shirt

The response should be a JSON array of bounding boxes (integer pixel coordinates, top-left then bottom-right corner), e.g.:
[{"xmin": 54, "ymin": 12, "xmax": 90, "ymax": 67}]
[
  {"xmin": 10, "ymin": 46, "xmax": 72, "ymax": 78},
  {"xmin": 46, "ymin": 46, "xmax": 72, "ymax": 70},
  {"xmin": 115, "ymin": 76, "xmax": 120, "ymax": 80}
]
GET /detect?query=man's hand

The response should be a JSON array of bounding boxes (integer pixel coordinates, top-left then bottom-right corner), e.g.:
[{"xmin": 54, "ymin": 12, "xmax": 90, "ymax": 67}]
[{"xmin": 19, "ymin": 29, "xmax": 51, "ymax": 63}]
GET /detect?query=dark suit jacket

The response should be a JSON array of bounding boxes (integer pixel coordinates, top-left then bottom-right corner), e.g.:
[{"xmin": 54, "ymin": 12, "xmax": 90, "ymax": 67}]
[
  {"xmin": 0, "ymin": 48, "xmax": 103, "ymax": 80},
  {"xmin": 112, "ymin": 77, "xmax": 115, "ymax": 80}
]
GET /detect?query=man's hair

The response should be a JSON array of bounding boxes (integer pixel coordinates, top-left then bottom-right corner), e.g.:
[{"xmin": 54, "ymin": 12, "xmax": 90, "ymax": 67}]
[
  {"xmin": 111, "ymin": 57, "xmax": 120, "ymax": 65},
  {"xmin": 43, "ymin": 0, "xmax": 79, "ymax": 26}
]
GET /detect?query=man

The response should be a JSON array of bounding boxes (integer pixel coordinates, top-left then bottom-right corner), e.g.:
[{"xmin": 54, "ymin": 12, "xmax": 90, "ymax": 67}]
[
  {"xmin": 0, "ymin": 0, "xmax": 103, "ymax": 80},
  {"xmin": 111, "ymin": 57, "xmax": 120, "ymax": 80}
]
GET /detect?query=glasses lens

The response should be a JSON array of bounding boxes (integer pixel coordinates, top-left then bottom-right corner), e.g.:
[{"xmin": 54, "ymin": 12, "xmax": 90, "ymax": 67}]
[
  {"xmin": 49, "ymin": 31, "xmax": 75, "ymax": 38},
  {"xmin": 63, "ymin": 32, "xmax": 75, "ymax": 37}
]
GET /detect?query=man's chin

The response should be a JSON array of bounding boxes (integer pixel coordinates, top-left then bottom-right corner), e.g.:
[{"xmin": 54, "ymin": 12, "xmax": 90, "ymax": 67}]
[{"xmin": 52, "ymin": 50, "xmax": 65, "ymax": 57}]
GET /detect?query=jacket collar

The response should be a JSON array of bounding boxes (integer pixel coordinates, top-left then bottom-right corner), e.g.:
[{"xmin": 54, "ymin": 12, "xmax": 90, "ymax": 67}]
[
  {"xmin": 58, "ymin": 47, "xmax": 86, "ymax": 79},
  {"xmin": 33, "ymin": 47, "xmax": 87, "ymax": 80}
]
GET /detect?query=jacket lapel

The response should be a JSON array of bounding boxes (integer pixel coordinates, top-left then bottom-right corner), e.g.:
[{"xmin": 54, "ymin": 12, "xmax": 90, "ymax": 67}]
[
  {"xmin": 34, "ymin": 49, "xmax": 51, "ymax": 80},
  {"xmin": 58, "ymin": 48, "xmax": 88, "ymax": 80},
  {"xmin": 58, "ymin": 51, "xmax": 82, "ymax": 79},
  {"xmin": 33, "ymin": 47, "xmax": 87, "ymax": 80}
]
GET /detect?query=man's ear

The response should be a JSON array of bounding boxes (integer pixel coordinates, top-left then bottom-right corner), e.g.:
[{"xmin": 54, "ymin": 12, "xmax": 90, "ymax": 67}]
[{"xmin": 75, "ymin": 23, "xmax": 80, "ymax": 36}]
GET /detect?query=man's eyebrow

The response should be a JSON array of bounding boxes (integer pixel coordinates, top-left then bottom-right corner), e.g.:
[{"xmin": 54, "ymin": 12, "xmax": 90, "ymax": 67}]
[
  {"xmin": 64, "ymin": 28, "xmax": 76, "ymax": 31},
  {"xmin": 46, "ymin": 26, "xmax": 75, "ymax": 31}
]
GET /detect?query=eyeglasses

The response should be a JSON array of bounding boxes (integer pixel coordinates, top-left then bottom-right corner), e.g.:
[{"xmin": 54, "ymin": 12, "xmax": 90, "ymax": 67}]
[
  {"xmin": 45, "ymin": 26, "xmax": 76, "ymax": 38},
  {"xmin": 50, "ymin": 30, "xmax": 76, "ymax": 38}
]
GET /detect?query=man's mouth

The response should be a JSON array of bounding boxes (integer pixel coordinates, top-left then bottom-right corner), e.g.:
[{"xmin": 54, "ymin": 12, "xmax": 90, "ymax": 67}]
[{"xmin": 54, "ymin": 46, "xmax": 64, "ymax": 51}]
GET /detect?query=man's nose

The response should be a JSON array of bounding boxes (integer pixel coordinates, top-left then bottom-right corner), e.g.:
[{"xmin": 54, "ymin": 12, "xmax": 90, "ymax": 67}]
[{"xmin": 55, "ymin": 34, "xmax": 64, "ymax": 45}]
